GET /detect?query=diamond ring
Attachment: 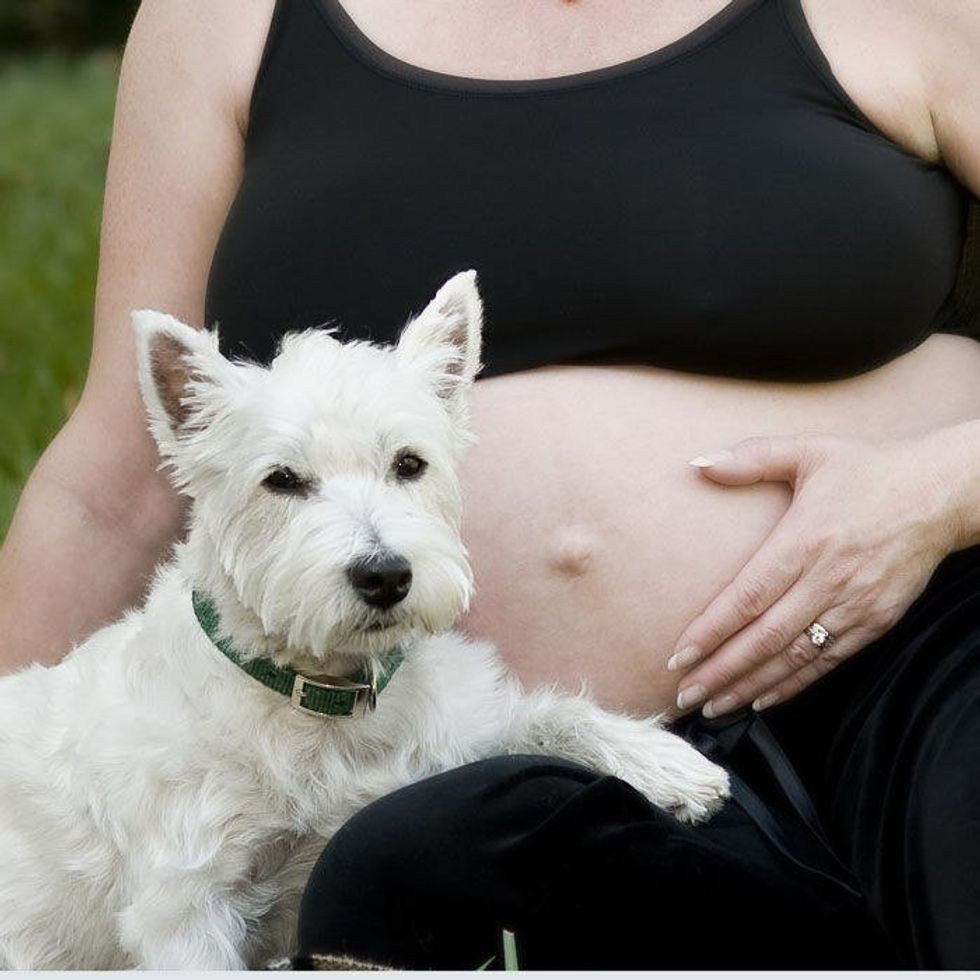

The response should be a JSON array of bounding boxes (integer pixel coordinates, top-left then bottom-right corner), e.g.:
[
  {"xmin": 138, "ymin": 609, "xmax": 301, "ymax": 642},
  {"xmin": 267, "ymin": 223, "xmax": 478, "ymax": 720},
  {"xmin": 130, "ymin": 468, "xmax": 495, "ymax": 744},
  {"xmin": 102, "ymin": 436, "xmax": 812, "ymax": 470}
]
[{"xmin": 804, "ymin": 621, "xmax": 834, "ymax": 648}]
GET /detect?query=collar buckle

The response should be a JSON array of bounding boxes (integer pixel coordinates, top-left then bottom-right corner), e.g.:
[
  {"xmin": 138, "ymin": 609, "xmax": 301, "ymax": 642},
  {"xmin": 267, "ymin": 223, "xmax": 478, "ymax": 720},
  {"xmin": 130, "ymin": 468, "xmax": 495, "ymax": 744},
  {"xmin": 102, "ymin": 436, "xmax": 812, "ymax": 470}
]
[{"xmin": 290, "ymin": 673, "xmax": 374, "ymax": 718}]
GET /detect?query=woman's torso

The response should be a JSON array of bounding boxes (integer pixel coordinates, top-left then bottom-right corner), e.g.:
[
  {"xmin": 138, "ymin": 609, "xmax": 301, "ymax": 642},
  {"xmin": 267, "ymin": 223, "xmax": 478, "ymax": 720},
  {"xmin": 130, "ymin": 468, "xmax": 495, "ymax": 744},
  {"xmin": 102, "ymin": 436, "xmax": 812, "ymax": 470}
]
[{"xmin": 206, "ymin": 0, "xmax": 980, "ymax": 716}]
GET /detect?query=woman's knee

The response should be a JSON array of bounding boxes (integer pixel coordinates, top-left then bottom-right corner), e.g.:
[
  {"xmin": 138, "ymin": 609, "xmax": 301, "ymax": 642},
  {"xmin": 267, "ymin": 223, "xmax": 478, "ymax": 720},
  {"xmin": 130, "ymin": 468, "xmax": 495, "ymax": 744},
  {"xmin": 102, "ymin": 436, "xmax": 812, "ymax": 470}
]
[
  {"xmin": 296, "ymin": 755, "xmax": 610, "ymax": 965},
  {"xmin": 295, "ymin": 754, "xmax": 894, "ymax": 968},
  {"xmin": 313, "ymin": 754, "xmax": 603, "ymax": 861}
]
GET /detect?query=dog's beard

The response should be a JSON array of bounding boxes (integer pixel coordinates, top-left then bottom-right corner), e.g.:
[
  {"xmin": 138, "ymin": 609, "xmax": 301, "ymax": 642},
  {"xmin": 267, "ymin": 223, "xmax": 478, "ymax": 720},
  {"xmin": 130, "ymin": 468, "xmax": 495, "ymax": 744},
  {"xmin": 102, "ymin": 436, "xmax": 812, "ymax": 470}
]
[
  {"xmin": 299, "ymin": 579, "xmax": 469, "ymax": 658},
  {"xmin": 223, "ymin": 554, "xmax": 472, "ymax": 662}
]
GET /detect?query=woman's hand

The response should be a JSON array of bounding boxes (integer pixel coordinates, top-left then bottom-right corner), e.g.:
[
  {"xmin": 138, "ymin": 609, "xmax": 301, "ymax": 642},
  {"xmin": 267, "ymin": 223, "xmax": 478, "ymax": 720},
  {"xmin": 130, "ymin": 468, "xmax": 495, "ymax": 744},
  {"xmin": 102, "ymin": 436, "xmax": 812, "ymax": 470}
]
[{"xmin": 666, "ymin": 429, "xmax": 972, "ymax": 718}]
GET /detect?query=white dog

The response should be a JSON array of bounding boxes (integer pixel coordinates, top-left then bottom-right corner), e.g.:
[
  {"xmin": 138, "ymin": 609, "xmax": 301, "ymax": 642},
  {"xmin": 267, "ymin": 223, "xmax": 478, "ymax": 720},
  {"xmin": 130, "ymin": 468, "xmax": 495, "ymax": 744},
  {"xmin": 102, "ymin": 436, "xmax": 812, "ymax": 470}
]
[{"xmin": 0, "ymin": 271, "xmax": 728, "ymax": 970}]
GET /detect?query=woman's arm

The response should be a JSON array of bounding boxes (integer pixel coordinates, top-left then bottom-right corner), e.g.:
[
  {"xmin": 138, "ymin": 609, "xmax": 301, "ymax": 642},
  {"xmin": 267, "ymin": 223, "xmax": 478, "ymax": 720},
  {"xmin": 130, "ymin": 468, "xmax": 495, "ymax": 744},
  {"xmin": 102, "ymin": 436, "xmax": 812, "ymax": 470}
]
[
  {"xmin": 0, "ymin": 0, "xmax": 275, "ymax": 674},
  {"xmin": 928, "ymin": 418, "xmax": 980, "ymax": 551}
]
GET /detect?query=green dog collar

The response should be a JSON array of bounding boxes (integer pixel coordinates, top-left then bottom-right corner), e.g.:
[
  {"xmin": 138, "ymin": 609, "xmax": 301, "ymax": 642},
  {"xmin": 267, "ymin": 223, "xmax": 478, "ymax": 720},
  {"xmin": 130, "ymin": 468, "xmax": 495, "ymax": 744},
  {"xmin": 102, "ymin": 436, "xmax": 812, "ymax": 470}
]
[{"xmin": 191, "ymin": 590, "xmax": 405, "ymax": 718}]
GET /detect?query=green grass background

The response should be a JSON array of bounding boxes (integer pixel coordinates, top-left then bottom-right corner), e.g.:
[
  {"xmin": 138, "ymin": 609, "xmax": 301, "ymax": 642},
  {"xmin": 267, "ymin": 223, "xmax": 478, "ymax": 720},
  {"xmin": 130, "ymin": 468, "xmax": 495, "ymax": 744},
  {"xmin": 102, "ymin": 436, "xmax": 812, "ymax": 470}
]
[{"xmin": 0, "ymin": 53, "xmax": 119, "ymax": 537}]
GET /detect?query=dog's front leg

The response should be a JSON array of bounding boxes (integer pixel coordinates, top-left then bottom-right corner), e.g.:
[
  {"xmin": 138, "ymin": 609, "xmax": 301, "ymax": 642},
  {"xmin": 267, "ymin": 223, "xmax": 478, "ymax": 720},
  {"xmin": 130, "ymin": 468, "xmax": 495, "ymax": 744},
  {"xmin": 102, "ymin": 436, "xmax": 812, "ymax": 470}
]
[
  {"xmin": 503, "ymin": 687, "xmax": 730, "ymax": 824},
  {"xmin": 247, "ymin": 834, "xmax": 328, "ymax": 968},
  {"xmin": 118, "ymin": 880, "xmax": 251, "ymax": 971}
]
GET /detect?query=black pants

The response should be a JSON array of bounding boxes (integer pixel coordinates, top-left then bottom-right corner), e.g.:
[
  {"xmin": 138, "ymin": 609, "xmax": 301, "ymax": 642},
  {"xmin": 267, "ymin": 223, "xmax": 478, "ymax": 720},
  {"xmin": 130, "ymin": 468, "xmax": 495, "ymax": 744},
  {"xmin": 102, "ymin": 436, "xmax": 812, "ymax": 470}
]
[{"xmin": 297, "ymin": 544, "xmax": 980, "ymax": 969}]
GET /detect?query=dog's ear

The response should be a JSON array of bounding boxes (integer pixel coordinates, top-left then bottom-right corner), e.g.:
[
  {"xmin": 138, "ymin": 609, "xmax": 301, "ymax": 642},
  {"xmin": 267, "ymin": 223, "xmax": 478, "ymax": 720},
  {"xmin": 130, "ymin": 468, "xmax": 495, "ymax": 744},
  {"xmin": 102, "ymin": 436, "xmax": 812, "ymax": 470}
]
[
  {"xmin": 396, "ymin": 270, "xmax": 484, "ymax": 411},
  {"xmin": 131, "ymin": 310, "xmax": 235, "ymax": 457}
]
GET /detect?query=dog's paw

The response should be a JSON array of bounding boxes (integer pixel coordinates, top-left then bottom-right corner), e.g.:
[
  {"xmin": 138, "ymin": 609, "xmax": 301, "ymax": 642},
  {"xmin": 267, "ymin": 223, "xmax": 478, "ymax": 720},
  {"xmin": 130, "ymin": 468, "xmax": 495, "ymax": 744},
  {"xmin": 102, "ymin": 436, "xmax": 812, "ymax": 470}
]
[
  {"xmin": 622, "ymin": 731, "xmax": 731, "ymax": 825},
  {"xmin": 663, "ymin": 756, "xmax": 731, "ymax": 824}
]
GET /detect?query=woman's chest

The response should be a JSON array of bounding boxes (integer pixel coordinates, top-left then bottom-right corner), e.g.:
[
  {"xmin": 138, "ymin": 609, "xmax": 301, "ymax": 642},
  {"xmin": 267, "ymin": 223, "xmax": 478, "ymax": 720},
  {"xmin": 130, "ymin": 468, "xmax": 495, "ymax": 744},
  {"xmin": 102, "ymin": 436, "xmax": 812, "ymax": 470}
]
[{"xmin": 209, "ymin": 0, "xmax": 967, "ymax": 381}]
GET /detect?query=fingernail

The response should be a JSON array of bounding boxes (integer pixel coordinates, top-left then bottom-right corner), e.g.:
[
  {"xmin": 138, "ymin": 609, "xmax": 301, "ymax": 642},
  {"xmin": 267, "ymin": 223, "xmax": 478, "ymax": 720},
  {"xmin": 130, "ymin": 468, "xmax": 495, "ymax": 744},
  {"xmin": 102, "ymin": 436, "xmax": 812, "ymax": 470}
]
[
  {"xmin": 702, "ymin": 694, "xmax": 737, "ymax": 719},
  {"xmin": 688, "ymin": 450, "xmax": 735, "ymax": 467},
  {"xmin": 676, "ymin": 684, "xmax": 706, "ymax": 711},
  {"xmin": 753, "ymin": 692, "xmax": 780, "ymax": 712},
  {"xmin": 666, "ymin": 644, "xmax": 702, "ymax": 672}
]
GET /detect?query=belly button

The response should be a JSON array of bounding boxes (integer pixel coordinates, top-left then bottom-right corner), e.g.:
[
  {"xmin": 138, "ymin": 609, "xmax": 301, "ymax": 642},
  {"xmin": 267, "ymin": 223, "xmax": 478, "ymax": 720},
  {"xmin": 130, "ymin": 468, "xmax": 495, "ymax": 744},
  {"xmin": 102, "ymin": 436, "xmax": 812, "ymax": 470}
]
[{"xmin": 545, "ymin": 524, "xmax": 600, "ymax": 578}]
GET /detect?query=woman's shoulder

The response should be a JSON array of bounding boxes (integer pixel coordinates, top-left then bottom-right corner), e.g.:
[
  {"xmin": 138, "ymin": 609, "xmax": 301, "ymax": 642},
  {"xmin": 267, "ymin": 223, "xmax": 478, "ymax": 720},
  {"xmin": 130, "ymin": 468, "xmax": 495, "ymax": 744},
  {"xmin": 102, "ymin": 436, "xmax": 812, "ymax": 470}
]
[
  {"xmin": 806, "ymin": 0, "xmax": 979, "ymax": 190},
  {"xmin": 907, "ymin": 0, "xmax": 980, "ymax": 196},
  {"xmin": 126, "ymin": 0, "xmax": 278, "ymax": 137}
]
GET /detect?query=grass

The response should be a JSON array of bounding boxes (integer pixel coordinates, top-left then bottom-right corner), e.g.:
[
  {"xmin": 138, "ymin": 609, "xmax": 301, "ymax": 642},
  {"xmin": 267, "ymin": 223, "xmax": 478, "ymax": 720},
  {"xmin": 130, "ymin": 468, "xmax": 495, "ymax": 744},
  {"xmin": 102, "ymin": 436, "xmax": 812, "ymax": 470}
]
[
  {"xmin": 477, "ymin": 929, "xmax": 521, "ymax": 971},
  {"xmin": 0, "ymin": 52, "xmax": 119, "ymax": 537}
]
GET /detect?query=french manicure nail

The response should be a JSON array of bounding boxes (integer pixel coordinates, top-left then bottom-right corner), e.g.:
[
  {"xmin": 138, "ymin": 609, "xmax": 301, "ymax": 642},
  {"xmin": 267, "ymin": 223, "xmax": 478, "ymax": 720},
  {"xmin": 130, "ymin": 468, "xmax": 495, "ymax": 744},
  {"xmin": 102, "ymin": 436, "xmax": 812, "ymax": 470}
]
[
  {"xmin": 753, "ymin": 692, "xmax": 780, "ymax": 712},
  {"xmin": 676, "ymin": 684, "xmax": 706, "ymax": 711},
  {"xmin": 703, "ymin": 694, "xmax": 737, "ymax": 719},
  {"xmin": 688, "ymin": 450, "xmax": 735, "ymax": 467},
  {"xmin": 666, "ymin": 644, "xmax": 702, "ymax": 672}
]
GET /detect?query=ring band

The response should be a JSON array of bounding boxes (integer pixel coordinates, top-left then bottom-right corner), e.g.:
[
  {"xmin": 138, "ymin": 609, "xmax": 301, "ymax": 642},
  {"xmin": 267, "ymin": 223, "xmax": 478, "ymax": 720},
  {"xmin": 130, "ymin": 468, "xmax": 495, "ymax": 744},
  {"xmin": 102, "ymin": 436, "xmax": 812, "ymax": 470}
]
[{"xmin": 804, "ymin": 621, "xmax": 834, "ymax": 648}]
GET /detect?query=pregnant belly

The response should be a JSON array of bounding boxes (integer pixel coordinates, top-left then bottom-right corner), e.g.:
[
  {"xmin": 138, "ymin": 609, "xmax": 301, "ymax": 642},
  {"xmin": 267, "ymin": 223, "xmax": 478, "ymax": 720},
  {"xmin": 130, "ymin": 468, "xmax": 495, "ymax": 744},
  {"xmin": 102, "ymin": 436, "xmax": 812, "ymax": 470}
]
[{"xmin": 456, "ymin": 333, "xmax": 980, "ymax": 718}]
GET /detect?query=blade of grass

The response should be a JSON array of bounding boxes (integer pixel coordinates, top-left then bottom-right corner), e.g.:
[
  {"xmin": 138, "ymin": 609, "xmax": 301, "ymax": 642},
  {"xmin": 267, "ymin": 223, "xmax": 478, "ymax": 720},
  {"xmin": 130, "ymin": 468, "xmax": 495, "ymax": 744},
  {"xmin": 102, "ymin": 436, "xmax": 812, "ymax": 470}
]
[{"xmin": 502, "ymin": 929, "xmax": 519, "ymax": 971}]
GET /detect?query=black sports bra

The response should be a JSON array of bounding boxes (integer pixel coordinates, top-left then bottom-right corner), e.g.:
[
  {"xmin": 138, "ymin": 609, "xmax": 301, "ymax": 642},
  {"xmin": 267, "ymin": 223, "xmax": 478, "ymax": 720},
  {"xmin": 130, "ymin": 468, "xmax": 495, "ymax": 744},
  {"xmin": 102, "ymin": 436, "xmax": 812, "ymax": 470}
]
[{"xmin": 205, "ymin": 0, "xmax": 975, "ymax": 381}]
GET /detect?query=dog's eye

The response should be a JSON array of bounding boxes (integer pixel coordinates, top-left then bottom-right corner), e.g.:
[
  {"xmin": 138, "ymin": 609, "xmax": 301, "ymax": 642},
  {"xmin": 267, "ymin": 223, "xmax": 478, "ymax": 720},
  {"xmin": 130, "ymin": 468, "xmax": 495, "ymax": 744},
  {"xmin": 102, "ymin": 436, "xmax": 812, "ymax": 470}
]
[
  {"xmin": 394, "ymin": 453, "xmax": 427, "ymax": 481},
  {"xmin": 263, "ymin": 467, "xmax": 306, "ymax": 494}
]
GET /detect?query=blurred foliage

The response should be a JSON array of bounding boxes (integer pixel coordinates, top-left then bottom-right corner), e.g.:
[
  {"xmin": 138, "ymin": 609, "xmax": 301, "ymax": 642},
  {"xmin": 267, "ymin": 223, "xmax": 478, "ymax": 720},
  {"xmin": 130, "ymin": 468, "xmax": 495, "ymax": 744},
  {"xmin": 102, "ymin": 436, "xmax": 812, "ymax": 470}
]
[
  {"xmin": 0, "ymin": 53, "xmax": 120, "ymax": 535},
  {"xmin": 1, "ymin": 0, "xmax": 136, "ymax": 53}
]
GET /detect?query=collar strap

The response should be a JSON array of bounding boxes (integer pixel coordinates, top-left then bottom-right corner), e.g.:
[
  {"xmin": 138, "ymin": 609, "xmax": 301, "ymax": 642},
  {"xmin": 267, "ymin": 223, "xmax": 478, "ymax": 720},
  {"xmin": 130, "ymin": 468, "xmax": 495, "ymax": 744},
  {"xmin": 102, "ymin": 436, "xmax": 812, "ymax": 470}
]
[{"xmin": 191, "ymin": 590, "xmax": 404, "ymax": 718}]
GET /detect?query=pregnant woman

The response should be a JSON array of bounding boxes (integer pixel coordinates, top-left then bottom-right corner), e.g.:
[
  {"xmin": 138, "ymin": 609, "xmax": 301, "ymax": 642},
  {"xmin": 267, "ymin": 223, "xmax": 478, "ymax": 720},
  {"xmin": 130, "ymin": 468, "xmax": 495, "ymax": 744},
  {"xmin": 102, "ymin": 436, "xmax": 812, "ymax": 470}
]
[{"xmin": 1, "ymin": 0, "xmax": 978, "ymax": 968}]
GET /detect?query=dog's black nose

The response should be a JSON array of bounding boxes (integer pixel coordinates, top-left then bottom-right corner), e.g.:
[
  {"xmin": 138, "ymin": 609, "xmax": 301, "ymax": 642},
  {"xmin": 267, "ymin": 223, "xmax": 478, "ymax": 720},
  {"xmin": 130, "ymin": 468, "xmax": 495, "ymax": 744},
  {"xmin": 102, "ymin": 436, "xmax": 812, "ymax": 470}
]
[{"xmin": 346, "ymin": 554, "xmax": 412, "ymax": 609}]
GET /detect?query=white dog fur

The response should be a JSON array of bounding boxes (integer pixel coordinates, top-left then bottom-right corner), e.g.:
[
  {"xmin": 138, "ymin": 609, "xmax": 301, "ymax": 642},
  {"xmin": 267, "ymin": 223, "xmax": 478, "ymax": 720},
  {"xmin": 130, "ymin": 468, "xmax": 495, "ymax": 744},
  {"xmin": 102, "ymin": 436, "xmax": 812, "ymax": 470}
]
[{"xmin": 0, "ymin": 270, "xmax": 729, "ymax": 970}]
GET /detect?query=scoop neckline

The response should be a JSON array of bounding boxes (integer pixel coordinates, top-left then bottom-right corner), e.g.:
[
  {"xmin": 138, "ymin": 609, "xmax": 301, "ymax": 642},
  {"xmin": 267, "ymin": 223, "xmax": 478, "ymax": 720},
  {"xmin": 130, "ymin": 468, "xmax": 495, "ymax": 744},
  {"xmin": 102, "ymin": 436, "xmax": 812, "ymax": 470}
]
[{"xmin": 313, "ymin": 0, "xmax": 767, "ymax": 95}]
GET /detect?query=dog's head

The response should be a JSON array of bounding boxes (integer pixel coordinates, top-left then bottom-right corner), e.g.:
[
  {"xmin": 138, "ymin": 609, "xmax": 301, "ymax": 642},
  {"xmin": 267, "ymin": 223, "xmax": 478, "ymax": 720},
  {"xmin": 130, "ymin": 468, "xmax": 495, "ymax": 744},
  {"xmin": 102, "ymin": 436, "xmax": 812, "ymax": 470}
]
[{"xmin": 133, "ymin": 270, "xmax": 482, "ymax": 661}]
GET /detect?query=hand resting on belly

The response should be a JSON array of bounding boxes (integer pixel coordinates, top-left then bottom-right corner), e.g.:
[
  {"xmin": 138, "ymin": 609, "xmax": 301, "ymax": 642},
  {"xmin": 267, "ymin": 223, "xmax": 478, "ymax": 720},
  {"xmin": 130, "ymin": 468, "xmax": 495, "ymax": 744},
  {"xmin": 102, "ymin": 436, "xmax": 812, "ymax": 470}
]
[{"xmin": 456, "ymin": 333, "xmax": 980, "ymax": 718}]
